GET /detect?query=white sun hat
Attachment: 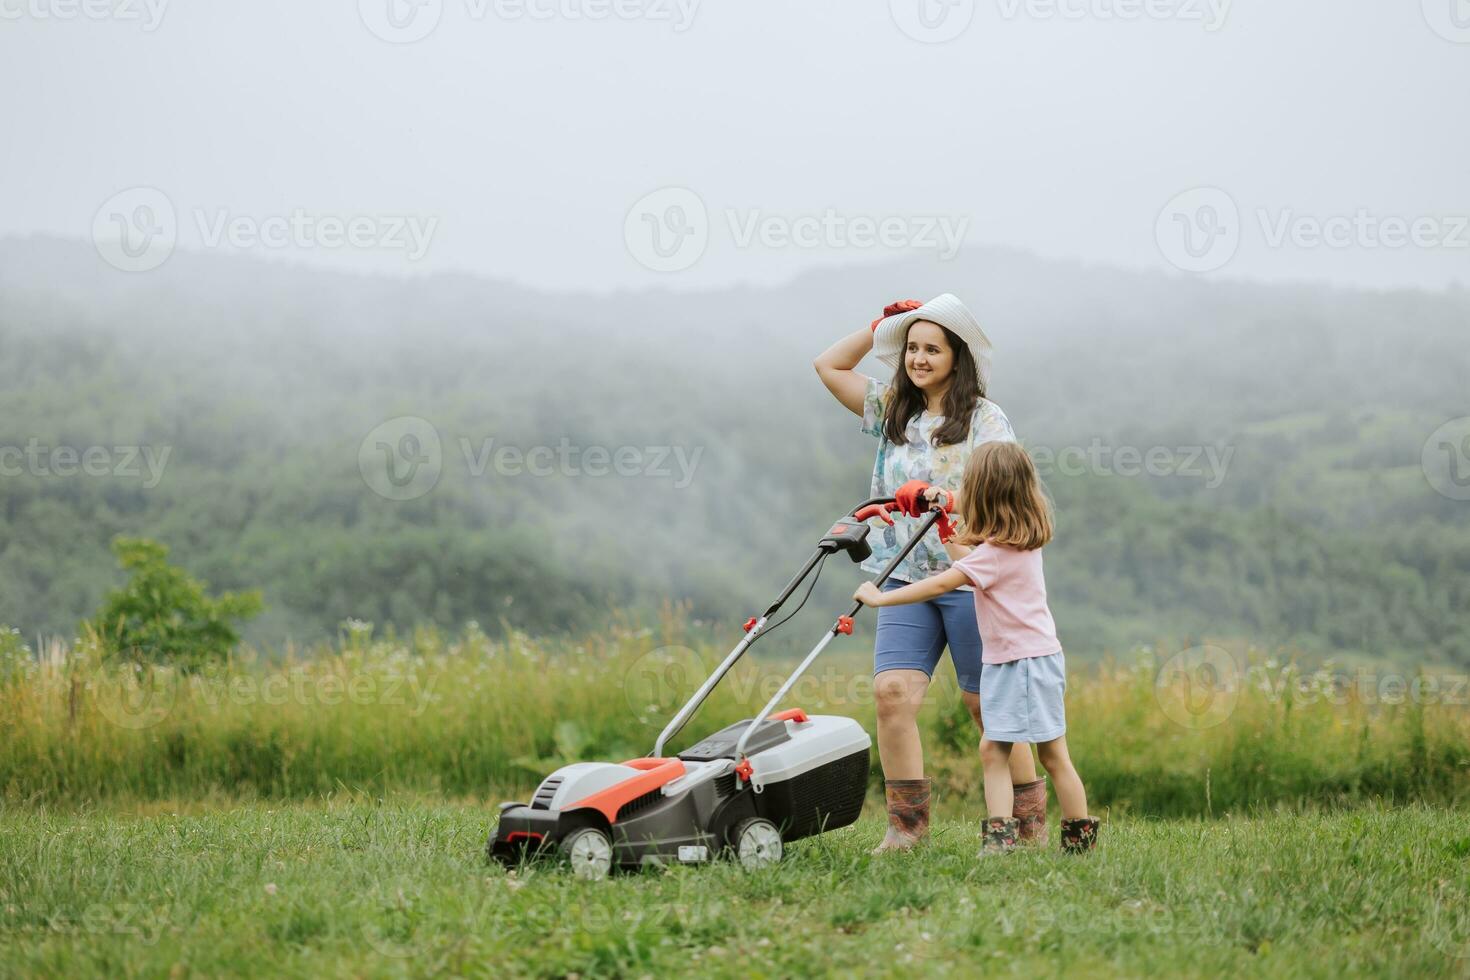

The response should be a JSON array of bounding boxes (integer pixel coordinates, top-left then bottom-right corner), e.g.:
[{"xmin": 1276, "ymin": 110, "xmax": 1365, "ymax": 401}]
[{"xmin": 871, "ymin": 293, "xmax": 994, "ymax": 391}]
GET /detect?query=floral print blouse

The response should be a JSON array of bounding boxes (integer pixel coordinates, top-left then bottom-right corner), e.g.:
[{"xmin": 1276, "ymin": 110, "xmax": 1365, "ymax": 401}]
[{"xmin": 860, "ymin": 375, "xmax": 1018, "ymax": 586}]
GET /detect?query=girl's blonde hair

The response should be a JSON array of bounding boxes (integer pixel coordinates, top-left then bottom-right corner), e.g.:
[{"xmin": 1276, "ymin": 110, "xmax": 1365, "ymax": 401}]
[{"xmin": 956, "ymin": 441, "xmax": 1053, "ymax": 551}]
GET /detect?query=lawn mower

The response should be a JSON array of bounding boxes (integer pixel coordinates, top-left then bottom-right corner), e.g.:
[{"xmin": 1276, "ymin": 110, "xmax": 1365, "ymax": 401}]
[{"xmin": 488, "ymin": 495, "xmax": 950, "ymax": 880}]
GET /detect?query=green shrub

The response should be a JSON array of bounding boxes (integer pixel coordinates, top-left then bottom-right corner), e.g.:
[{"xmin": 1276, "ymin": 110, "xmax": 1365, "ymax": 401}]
[{"xmin": 84, "ymin": 538, "xmax": 263, "ymax": 672}]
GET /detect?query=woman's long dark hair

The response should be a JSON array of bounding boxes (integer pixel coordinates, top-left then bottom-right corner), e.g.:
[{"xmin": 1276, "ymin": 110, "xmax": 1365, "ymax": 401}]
[{"xmin": 882, "ymin": 322, "xmax": 985, "ymax": 447}]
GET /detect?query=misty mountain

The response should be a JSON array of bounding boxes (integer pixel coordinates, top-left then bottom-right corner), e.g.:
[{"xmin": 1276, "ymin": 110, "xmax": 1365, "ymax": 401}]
[{"xmin": 2, "ymin": 236, "xmax": 1467, "ymax": 663}]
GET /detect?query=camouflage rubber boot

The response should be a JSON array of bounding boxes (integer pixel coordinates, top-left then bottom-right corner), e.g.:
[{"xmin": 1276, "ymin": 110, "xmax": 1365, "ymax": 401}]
[
  {"xmin": 1013, "ymin": 777, "xmax": 1048, "ymax": 846},
  {"xmin": 871, "ymin": 778, "xmax": 931, "ymax": 854},
  {"xmin": 1060, "ymin": 816, "xmax": 1100, "ymax": 854},
  {"xmin": 979, "ymin": 817, "xmax": 1019, "ymax": 856}
]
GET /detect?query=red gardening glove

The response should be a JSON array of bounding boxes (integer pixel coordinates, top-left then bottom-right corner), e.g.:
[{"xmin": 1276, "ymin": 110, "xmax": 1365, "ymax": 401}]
[
  {"xmin": 894, "ymin": 479, "xmax": 931, "ymax": 518},
  {"xmin": 870, "ymin": 298, "xmax": 923, "ymax": 332},
  {"xmin": 935, "ymin": 511, "xmax": 958, "ymax": 544}
]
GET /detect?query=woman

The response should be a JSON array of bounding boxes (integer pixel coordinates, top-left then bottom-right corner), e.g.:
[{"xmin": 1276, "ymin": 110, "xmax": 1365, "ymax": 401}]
[{"xmin": 813, "ymin": 294, "xmax": 1048, "ymax": 853}]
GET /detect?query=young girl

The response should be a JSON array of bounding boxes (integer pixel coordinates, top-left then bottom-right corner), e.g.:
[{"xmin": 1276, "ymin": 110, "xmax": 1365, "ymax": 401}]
[{"xmin": 854, "ymin": 440, "xmax": 1100, "ymax": 854}]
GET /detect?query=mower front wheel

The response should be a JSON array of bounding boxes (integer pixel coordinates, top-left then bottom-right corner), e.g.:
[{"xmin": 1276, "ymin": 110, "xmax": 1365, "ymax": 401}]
[
  {"xmin": 561, "ymin": 827, "xmax": 614, "ymax": 881},
  {"xmin": 732, "ymin": 817, "xmax": 783, "ymax": 871}
]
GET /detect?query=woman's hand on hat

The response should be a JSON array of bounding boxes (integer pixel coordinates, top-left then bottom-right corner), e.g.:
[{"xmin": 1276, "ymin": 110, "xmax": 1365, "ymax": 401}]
[{"xmin": 870, "ymin": 298, "xmax": 924, "ymax": 332}]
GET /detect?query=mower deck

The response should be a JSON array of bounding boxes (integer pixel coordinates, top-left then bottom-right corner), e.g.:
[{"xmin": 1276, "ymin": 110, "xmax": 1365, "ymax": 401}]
[{"xmin": 489, "ymin": 712, "xmax": 871, "ymax": 876}]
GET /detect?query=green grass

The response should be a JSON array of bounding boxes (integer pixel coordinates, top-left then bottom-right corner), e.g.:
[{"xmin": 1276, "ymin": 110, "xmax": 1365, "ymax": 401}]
[
  {"xmin": 5, "ymin": 622, "xmax": 1469, "ymax": 976},
  {"xmin": 2, "ymin": 801, "xmax": 1468, "ymax": 978},
  {"xmin": 4, "ymin": 625, "xmax": 1469, "ymax": 814}
]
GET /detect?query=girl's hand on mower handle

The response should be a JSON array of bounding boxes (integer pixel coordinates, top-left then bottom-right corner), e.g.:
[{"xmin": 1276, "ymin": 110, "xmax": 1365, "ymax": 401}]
[
  {"xmin": 853, "ymin": 582, "xmax": 886, "ymax": 607},
  {"xmin": 923, "ymin": 487, "xmax": 952, "ymax": 511}
]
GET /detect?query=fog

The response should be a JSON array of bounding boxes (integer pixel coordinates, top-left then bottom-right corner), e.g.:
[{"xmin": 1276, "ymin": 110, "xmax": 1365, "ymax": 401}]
[{"xmin": 3, "ymin": 1, "xmax": 1467, "ymax": 292}]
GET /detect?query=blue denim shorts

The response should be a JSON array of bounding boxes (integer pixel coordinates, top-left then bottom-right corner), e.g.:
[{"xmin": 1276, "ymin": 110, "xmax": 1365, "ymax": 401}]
[
  {"xmin": 872, "ymin": 578, "xmax": 983, "ymax": 694},
  {"xmin": 979, "ymin": 652, "xmax": 1067, "ymax": 744}
]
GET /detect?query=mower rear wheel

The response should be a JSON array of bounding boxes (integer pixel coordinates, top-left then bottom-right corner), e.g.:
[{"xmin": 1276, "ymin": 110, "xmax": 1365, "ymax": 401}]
[
  {"xmin": 561, "ymin": 827, "xmax": 614, "ymax": 881},
  {"xmin": 733, "ymin": 817, "xmax": 783, "ymax": 871}
]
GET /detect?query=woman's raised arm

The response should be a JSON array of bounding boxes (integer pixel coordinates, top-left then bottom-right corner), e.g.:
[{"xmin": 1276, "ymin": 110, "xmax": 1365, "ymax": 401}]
[{"xmin": 813, "ymin": 327, "xmax": 875, "ymax": 417}]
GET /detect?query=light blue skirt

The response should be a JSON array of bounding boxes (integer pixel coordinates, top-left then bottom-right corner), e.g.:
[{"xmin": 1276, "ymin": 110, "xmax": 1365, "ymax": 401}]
[{"xmin": 979, "ymin": 651, "xmax": 1067, "ymax": 744}]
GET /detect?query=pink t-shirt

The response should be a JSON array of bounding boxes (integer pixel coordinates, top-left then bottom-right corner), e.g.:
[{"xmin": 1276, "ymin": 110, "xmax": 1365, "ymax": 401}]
[{"xmin": 952, "ymin": 543, "xmax": 1062, "ymax": 665}]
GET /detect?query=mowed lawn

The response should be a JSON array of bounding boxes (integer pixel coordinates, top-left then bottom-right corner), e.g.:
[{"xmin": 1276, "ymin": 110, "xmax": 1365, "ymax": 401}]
[{"xmin": 1, "ymin": 802, "xmax": 1467, "ymax": 979}]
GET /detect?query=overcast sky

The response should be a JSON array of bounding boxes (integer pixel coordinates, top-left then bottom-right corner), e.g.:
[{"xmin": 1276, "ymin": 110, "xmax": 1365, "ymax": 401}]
[{"xmin": 3, "ymin": 0, "xmax": 1467, "ymax": 293}]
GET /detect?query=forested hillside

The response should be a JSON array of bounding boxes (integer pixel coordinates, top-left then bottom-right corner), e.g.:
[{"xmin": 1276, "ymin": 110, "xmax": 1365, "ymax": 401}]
[{"xmin": 2, "ymin": 237, "xmax": 1467, "ymax": 664}]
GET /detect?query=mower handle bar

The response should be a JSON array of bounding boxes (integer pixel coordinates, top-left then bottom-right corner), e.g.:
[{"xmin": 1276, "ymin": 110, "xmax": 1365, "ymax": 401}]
[
  {"xmin": 651, "ymin": 495, "xmax": 947, "ymax": 760},
  {"xmin": 651, "ymin": 495, "xmax": 902, "ymax": 758},
  {"xmin": 731, "ymin": 505, "xmax": 948, "ymax": 763}
]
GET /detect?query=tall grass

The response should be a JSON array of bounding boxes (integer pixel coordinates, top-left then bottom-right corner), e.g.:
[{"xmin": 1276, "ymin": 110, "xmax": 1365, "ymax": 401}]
[{"xmin": 2, "ymin": 620, "xmax": 1467, "ymax": 814}]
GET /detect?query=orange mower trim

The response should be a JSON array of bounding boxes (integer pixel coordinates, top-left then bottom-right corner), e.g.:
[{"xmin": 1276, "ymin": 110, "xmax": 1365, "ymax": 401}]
[{"xmin": 569, "ymin": 758, "xmax": 687, "ymax": 823}]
